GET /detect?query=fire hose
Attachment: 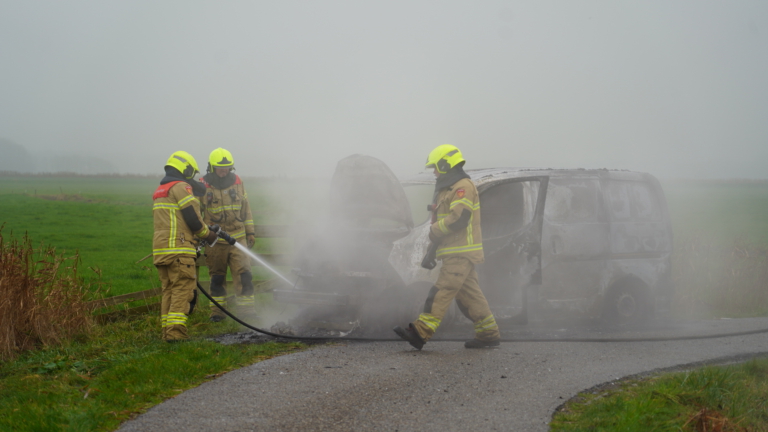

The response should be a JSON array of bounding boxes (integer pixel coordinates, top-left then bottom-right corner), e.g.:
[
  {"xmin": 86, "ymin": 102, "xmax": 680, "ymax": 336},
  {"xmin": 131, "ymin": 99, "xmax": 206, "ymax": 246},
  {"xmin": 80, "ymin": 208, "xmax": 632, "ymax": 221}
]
[{"xmin": 199, "ymin": 226, "xmax": 768, "ymax": 344}]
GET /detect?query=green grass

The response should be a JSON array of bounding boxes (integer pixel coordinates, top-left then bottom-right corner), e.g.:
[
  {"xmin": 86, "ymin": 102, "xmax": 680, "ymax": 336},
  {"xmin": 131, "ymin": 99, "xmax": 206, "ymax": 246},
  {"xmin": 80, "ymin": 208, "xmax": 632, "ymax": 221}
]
[
  {"xmin": 0, "ymin": 176, "xmax": 303, "ymax": 296},
  {"xmin": 662, "ymin": 180, "xmax": 768, "ymax": 247},
  {"xmin": 551, "ymin": 357, "xmax": 768, "ymax": 431},
  {"xmin": 0, "ymin": 309, "xmax": 305, "ymax": 432},
  {"xmin": 0, "ymin": 194, "xmax": 153, "ymax": 296}
]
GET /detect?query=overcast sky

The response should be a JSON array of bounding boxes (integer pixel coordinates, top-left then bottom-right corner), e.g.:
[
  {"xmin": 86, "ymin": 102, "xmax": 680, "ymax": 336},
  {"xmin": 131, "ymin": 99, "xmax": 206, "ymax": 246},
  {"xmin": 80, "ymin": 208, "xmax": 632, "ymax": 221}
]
[{"xmin": 1, "ymin": 1, "xmax": 767, "ymax": 178}]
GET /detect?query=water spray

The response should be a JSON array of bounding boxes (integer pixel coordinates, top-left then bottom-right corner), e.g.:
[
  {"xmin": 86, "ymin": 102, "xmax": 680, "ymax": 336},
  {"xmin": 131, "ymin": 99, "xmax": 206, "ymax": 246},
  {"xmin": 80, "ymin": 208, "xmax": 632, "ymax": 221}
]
[
  {"xmin": 232, "ymin": 242, "xmax": 293, "ymax": 285},
  {"xmin": 207, "ymin": 224, "xmax": 294, "ymax": 286}
]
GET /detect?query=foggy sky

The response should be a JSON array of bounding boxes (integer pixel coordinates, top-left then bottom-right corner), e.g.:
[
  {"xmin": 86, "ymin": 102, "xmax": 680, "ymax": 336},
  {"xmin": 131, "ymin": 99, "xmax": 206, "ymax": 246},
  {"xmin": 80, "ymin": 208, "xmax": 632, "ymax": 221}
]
[{"xmin": 1, "ymin": 1, "xmax": 767, "ymax": 178}]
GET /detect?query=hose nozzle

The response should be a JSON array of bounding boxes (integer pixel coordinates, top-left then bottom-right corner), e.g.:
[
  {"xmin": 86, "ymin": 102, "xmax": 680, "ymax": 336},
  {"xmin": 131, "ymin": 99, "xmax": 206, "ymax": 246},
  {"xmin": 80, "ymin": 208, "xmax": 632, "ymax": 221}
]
[{"xmin": 208, "ymin": 224, "xmax": 237, "ymax": 246}]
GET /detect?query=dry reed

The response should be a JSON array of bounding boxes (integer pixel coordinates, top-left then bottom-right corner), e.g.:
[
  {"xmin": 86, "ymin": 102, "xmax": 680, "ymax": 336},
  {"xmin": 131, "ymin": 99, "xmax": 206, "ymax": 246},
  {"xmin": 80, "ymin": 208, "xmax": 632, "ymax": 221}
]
[{"xmin": 0, "ymin": 228, "xmax": 99, "ymax": 360}]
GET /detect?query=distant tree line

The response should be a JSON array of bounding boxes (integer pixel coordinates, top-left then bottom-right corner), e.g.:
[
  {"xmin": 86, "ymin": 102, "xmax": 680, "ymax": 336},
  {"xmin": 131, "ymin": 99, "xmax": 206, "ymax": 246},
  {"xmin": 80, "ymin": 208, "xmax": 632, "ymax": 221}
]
[{"xmin": 0, "ymin": 138, "xmax": 117, "ymax": 175}]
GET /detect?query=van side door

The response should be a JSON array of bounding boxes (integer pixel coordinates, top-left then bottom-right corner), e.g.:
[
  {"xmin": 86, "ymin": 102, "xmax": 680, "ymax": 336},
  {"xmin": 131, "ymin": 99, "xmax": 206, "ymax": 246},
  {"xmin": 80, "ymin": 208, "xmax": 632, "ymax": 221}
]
[
  {"xmin": 540, "ymin": 176, "xmax": 610, "ymax": 315},
  {"xmin": 477, "ymin": 176, "xmax": 549, "ymax": 322}
]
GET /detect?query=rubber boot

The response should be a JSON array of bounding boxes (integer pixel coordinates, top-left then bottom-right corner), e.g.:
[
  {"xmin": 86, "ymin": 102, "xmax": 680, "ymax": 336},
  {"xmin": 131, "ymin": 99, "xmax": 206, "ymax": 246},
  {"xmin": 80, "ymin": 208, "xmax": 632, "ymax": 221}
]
[
  {"xmin": 209, "ymin": 274, "xmax": 227, "ymax": 322},
  {"xmin": 393, "ymin": 323, "xmax": 425, "ymax": 350}
]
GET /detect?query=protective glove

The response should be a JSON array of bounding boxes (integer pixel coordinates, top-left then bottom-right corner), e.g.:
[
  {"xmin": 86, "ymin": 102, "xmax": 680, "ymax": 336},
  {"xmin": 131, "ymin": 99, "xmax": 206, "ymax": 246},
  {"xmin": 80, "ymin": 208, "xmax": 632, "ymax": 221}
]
[
  {"xmin": 246, "ymin": 234, "xmax": 256, "ymax": 249},
  {"xmin": 421, "ymin": 242, "xmax": 438, "ymax": 270},
  {"xmin": 205, "ymin": 230, "xmax": 218, "ymax": 244}
]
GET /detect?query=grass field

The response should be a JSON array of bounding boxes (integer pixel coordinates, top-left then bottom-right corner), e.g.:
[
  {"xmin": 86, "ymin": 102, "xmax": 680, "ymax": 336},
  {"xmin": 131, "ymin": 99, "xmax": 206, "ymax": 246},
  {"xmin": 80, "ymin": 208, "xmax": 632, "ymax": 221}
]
[
  {"xmin": 551, "ymin": 357, "xmax": 768, "ymax": 431},
  {"xmin": 662, "ymin": 179, "xmax": 768, "ymax": 246},
  {"xmin": 0, "ymin": 175, "xmax": 311, "ymax": 296}
]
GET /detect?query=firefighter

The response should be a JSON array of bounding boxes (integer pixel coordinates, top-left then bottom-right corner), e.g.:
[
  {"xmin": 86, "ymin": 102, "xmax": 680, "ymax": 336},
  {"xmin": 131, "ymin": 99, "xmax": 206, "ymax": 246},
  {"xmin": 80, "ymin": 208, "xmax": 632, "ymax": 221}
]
[
  {"xmin": 394, "ymin": 145, "xmax": 501, "ymax": 349},
  {"xmin": 200, "ymin": 148, "xmax": 257, "ymax": 321},
  {"xmin": 153, "ymin": 151, "xmax": 217, "ymax": 342}
]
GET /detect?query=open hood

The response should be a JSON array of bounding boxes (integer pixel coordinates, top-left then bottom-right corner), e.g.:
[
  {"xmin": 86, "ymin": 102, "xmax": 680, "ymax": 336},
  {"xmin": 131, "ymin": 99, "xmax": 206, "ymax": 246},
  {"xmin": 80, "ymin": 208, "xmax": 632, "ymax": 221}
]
[{"xmin": 329, "ymin": 154, "xmax": 414, "ymax": 233}]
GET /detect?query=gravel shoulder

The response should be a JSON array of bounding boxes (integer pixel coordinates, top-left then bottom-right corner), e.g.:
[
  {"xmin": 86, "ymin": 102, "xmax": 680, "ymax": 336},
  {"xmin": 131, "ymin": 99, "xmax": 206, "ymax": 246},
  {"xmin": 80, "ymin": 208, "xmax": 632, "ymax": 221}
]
[{"xmin": 119, "ymin": 318, "xmax": 768, "ymax": 432}]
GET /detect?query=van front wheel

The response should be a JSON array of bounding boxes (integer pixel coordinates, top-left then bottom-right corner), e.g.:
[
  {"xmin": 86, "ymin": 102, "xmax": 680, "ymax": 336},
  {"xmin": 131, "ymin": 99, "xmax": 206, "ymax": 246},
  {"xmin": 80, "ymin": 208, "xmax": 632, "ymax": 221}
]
[{"xmin": 602, "ymin": 282, "xmax": 649, "ymax": 328}]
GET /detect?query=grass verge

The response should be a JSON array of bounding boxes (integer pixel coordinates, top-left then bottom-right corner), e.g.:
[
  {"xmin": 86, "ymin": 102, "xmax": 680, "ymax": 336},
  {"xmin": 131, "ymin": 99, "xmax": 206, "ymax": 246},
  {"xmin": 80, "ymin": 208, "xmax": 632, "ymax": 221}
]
[
  {"xmin": 551, "ymin": 357, "xmax": 768, "ymax": 432},
  {"xmin": 0, "ymin": 311, "xmax": 305, "ymax": 432}
]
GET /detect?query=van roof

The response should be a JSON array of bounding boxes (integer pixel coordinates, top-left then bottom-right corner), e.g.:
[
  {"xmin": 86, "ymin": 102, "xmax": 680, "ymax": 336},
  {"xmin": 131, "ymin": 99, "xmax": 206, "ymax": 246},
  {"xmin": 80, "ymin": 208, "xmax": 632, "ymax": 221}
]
[{"xmin": 401, "ymin": 167, "xmax": 657, "ymax": 186}]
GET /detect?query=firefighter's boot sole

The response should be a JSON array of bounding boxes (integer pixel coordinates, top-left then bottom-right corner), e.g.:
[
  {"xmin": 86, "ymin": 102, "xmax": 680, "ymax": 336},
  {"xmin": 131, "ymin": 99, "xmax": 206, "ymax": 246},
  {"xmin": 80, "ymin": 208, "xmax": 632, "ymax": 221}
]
[
  {"xmin": 393, "ymin": 324, "xmax": 425, "ymax": 350},
  {"xmin": 464, "ymin": 338, "xmax": 500, "ymax": 349}
]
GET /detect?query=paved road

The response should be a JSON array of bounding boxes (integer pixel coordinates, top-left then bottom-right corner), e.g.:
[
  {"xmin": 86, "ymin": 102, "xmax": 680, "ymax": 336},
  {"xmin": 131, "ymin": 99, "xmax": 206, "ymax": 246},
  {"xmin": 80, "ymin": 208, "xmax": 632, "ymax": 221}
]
[{"xmin": 119, "ymin": 318, "xmax": 768, "ymax": 432}]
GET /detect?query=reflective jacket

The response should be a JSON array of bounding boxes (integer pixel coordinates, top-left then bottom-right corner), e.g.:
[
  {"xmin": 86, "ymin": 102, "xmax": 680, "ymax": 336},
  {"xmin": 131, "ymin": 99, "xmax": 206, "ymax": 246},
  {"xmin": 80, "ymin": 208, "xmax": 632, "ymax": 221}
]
[
  {"xmin": 201, "ymin": 175, "xmax": 254, "ymax": 241},
  {"xmin": 152, "ymin": 181, "xmax": 210, "ymax": 265},
  {"xmin": 429, "ymin": 177, "xmax": 484, "ymax": 264}
]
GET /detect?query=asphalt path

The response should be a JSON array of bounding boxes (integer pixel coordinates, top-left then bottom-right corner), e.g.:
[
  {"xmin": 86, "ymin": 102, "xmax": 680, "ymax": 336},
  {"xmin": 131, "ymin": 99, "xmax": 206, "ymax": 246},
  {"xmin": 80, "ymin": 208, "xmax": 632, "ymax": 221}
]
[{"xmin": 119, "ymin": 317, "xmax": 768, "ymax": 432}]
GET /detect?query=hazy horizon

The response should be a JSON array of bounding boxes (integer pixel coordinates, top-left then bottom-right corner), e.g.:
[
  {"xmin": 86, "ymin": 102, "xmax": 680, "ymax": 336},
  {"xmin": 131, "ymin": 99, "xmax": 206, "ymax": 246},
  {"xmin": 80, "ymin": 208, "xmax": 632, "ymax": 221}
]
[{"xmin": 2, "ymin": 1, "xmax": 767, "ymax": 179}]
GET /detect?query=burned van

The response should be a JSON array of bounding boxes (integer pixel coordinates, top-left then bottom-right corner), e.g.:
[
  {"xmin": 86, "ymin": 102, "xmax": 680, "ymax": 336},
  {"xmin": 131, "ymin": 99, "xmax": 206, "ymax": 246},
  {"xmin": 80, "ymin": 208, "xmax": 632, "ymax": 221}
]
[
  {"xmin": 392, "ymin": 168, "xmax": 673, "ymax": 328},
  {"xmin": 274, "ymin": 158, "xmax": 673, "ymax": 334}
]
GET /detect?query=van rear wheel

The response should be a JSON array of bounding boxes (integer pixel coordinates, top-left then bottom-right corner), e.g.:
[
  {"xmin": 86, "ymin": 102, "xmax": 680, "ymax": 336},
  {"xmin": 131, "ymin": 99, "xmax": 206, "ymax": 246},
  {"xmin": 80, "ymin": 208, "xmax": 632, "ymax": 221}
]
[{"xmin": 602, "ymin": 281, "xmax": 649, "ymax": 328}]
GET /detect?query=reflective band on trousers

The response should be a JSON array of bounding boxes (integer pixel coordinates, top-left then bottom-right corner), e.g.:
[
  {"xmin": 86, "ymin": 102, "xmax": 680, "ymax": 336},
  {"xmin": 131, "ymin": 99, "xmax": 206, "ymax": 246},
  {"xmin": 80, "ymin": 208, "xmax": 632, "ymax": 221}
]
[
  {"xmin": 235, "ymin": 295, "xmax": 255, "ymax": 306},
  {"xmin": 417, "ymin": 313, "xmax": 441, "ymax": 331},
  {"xmin": 166, "ymin": 312, "xmax": 188, "ymax": 326},
  {"xmin": 210, "ymin": 296, "xmax": 226, "ymax": 306},
  {"xmin": 474, "ymin": 315, "xmax": 498, "ymax": 333},
  {"xmin": 161, "ymin": 314, "xmax": 167, "ymax": 328}
]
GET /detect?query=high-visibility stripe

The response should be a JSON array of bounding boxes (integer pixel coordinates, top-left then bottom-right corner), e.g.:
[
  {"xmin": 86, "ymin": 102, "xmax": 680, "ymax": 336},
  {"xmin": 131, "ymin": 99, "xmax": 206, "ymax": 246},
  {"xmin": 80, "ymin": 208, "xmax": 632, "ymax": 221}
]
[
  {"xmin": 166, "ymin": 312, "xmax": 188, "ymax": 326},
  {"xmin": 169, "ymin": 203, "xmax": 178, "ymax": 249},
  {"xmin": 244, "ymin": 219, "xmax": 254, "ymax": 227},
  {"xmin": 235, "ymin": 295, "xmax": 255, "ymax": 306},
  {"xmin": 195, "ymin": 225, "xmax": 210, "ymax": 238},
  {"xmin": 178, "ymin": 194, "xmax": 196, "ymax": 207},
  {"xmin": 436, "ymin": 243, "xmax": 483, "ymax": 257},
  {"xmin": 474, "ymin": 315, "xmax": 498, "ymax": 332},
  {"xmin": 206, "ymin": 204, "xmax": 242, "ymax": 214},
  {"xmin": 438, "ymin": 218, "xmax": 450, "ymax": 234},
  {"xmin": 450, "ymin": 198, "xmax": 474, "ymax": 209},
  {"xmin": 210, "ymin": 296, "xmax": 226, "ymax": 308},
  {"xmin": 161, "ymin": 314, "xmax": 168, "ymax": 328},
  {"xmin": 152, "ymin": 247, "xmax": 197, "ymax": 255},
  {"xmin": 417, "ymin": 313, "xmax": 441, "ymax": 331},
  {"xmin": 153, "ymin": 202, "xmax": 179, "ymax": 210},
  {"xmin": 467, "ymin": 214, "xmax": 474, "ymax": 245}
]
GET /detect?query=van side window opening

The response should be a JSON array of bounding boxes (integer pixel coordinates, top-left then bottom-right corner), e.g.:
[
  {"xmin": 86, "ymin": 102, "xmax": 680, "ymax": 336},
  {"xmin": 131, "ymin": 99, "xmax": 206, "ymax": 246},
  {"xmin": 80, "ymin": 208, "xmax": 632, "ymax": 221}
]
[
  {"xmin": 606, "ymin": 180, "xmax": 662, "ymax": 221},
  {"xmin": 545, "ymin": 179, "xmax": 600, "ymax": 223},
  {"xmin": 630, "ymin": 182, "xmax": 662, "ymax": 221},
  {"xmin": 480, "ymin": 181, "xmax": 540, "ymax": 252}
]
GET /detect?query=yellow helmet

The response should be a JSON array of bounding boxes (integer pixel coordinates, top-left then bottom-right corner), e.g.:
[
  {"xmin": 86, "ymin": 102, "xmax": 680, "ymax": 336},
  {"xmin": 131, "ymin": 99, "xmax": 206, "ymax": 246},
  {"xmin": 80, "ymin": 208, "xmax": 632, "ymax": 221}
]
[
  {"xmin": 165, "ymin": 151, "xmax": 199, "ymax": 179},
  {"xmin": 425, "ymin": 144, "xmax": 465, "ymax": 174},
  {"xmin": 207, "ymin": 147, "xmax": 235, "ymax": 173}
]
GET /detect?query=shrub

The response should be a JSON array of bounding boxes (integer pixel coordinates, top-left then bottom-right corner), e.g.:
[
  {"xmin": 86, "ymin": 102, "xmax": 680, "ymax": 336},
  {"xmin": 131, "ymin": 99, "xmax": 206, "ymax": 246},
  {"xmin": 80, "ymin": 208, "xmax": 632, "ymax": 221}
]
[{"xmin": 0, "ymin": 228, "xmax": 99, "ymax": 360}]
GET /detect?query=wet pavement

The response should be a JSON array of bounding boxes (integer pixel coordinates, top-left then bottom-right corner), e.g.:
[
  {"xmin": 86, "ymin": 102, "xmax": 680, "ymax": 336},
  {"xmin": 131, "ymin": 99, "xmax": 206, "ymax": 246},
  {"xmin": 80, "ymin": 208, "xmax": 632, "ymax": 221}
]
[{"xmin": 119, "ymin": 317, "xmax": 768, "ymax": 432}]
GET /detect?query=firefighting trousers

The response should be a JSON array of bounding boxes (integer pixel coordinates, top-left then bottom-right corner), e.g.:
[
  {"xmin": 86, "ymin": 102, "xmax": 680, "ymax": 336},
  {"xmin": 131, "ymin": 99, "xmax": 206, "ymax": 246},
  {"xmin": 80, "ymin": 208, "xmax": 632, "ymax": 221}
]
[
  {"xmin": 205, "ymin": 237, "xmax": 255, "ymax": 317},
  {"xmin": 205, "ymin": 237, "xmax": 251, "ymax": 279},
  {"xmin": 157, "ymin": 256, "xmax": 197, "ymax": 341},
  {"xmin": 412, "ymin": 256, "xmax": 500, "ymax": 342}
]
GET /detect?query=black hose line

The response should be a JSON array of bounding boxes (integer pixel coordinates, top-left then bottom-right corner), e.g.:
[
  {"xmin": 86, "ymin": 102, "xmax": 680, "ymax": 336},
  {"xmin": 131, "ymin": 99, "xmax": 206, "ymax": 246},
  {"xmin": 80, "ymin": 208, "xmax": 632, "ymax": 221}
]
[{"xmin": 196, "ymin": 283, "xmax": 768, "ymax": 343}]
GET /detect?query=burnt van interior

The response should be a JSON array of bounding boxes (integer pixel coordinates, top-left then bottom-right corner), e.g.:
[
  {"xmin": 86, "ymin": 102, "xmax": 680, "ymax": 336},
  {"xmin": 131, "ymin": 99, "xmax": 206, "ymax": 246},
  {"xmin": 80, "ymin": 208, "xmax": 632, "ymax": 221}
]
[{"xmin": 479, "ymin": 179, "xmax": 545, "ymax": 322}]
